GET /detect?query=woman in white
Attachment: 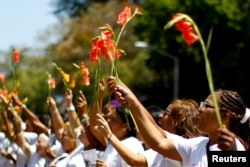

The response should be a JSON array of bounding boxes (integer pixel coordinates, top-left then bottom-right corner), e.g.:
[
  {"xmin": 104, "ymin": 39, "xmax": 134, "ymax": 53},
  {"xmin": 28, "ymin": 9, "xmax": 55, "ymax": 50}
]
[
  {"xmin": 47, "ymin": 89, "xmax": 87, "ymax": 167},
  {"xmin": 107, "ymin": 76, "xmax": 248, "ymax": 167},
  {"xmin": 8, "ymin": 106, "xmax": 49, "ymax": 167},
  {"xmin": 95, "ymin": 99, "xmax": 202, "ymax": 167},
  {"xmin": 89, "ymin": 79, "xmax": 144, "ymax": 167}
]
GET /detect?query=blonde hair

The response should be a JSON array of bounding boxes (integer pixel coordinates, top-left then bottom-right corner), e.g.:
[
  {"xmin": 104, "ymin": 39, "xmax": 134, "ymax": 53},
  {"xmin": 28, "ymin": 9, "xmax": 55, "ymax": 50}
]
[{"xmin": 64, "ymin": 122, "xmax": 76, "ymax": 139}]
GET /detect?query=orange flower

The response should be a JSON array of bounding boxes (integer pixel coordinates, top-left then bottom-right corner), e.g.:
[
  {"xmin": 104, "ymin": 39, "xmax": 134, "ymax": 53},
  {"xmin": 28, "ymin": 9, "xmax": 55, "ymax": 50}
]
[
  {"xmin": 80, "ymin": 62, "xmax": 90, "ymax": 86},
  {"xmin": 15, "ymin": 105, "xmax": 22, "ymax": 115},
  {"xmin": 48, "ymin": 75, "xmax": 56, "ymax": 89},
  {"xmin": 52, "ymin": 63, "xmax": 70, "ymax": 90},
  {"xmin": 90, "ymin": 6, "xmax": 141, "ymax": 82},
  {"xmin": 173, "ymin": 14, "xmax": 198, "ymax": 46},
  {"xmin": 61, "ymin": 71, "xmax": 70, "ymax": 83},
  {"xmin": 47, "ymin": 72, "xmax": 56, "ymax": 97},
  {"xmin": 165, "ymin": 13, "xmax": 222, "ymax": 127},
  {"xmin": 117, "ymin": 6, "xmax": 131, "ymax": 26},
  {"xmin": 69, "ymin": 76, "xmax": 76, "ymax": 89},
  {"xmin": 90, "ymin": 39, "xmax": 101, "ymax": 62},
  {"xmin": 0, "ymin": 89, "xmax": 8, "ymax": 97},
  {"xmin": 90, "ymin": 29, "xmax": 120, "ymax": 62},
  {"xmin": 12, "ymin": 48, "xmax": 20, "ymax": 64},
  {"xmin": 0, "ymin": 72, "xmax": 5, "ymax": 82}
]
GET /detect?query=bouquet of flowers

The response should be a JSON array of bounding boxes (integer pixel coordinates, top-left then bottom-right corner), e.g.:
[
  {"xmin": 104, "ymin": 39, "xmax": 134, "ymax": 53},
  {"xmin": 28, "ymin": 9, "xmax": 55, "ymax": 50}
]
[
  {"xmin": 89, "ymin": 6, "xmax": 142, "ymax": 82},
  {"xmin": 89, "ymin": 6, "xmax": 141, "ymax": 130}
]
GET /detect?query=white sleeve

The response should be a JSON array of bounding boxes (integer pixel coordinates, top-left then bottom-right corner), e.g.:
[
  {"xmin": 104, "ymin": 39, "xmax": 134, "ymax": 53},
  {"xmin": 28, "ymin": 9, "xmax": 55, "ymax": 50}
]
[
  {"xmin": 120, "ymin": 137, "xmax": 145, "ymax": 167},
  {"xmin": 23, "ymin": 132, "xmax": 38, "ymax": 145},
  {"xmin": 141, "ymin": 149, "xmax": 159, "ymax": 167}
]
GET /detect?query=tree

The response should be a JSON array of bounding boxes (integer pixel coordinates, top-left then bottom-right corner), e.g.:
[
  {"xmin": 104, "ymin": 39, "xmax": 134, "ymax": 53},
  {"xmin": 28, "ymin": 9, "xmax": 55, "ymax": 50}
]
[
  {"xmin": 133, "ymin": 0, "xmax": 250, "ymax": 106},
  {"xmin": 46, "ymin": 0, "xmax": 156, "ymax": 106}
]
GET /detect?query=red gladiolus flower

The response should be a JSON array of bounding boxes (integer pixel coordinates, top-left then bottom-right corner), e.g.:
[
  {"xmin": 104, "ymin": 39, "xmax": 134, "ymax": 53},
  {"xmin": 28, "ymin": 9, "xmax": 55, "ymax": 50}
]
[
  {"xmin": 90, "ymin": 29, "xmax": 120, "ymax": 62},
  {"xmin": 0, "ymin": 72, "xmax": 4, "ymax": 82},
  {"xmin": 80, "ymin": 62, "xmax": 90, "ymax": 86},
  {"xmin": 12, "ymin": 48, "xmax": 20, "ymax": 63},
  {"xmin": 90, "ymin": 39, "xmax": 101, "ymax": 62},
  {"xmin": 173, "ymin": 15, "xmax": 198, "ymax": 46},
  {"xmin": 48, "ymin": 77, "xmax": 56, "ymax": 89},
  {"xmin": 117, "ymin": 6, "xmax": 131, "ymax": 26}
]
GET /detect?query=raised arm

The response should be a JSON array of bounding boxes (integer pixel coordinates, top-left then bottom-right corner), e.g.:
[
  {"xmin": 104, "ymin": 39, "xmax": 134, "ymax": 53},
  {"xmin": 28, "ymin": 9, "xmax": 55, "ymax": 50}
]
[
  {"xmin": 8, "ymin": 107, "xmax": 31, "ymax": 157},
  {"xmin": 89, "ymin": 79, "xmax": 106, "ymax": 146},
  {"xmin": 107, "ymin": 76, "xmax": 181, "ymax": 161},
  {"xmin": 64, "ymin": 89, "xmax": 81, "ymax": 131},
  {"xmin": 95, "ymin": 113, "xmax": 147, "ymax": 166},
  {"xmin": 76, "ymin": 91, "xmax": 104, "ymax": 150},
  {"xmin": 11, "ymin": 94, "xmax": 49, "ymax": 135},
  {"xmin": 46, "ymin": 96, "xmax": 64, "ymax": 141}
]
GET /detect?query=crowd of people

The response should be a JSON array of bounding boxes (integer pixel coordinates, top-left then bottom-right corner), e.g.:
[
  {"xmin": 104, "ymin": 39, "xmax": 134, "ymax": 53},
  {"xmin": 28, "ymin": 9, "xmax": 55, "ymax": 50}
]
[{"xmin": 0, "ymin": 76, "xmax": 249, "ymax": 167}]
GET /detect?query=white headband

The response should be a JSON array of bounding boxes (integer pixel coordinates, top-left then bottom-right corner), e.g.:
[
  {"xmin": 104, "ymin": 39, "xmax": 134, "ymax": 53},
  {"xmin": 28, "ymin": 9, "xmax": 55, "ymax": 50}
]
[{"xmin": 240, "ymin": 108, "xmax": 250, "ymax": 124}]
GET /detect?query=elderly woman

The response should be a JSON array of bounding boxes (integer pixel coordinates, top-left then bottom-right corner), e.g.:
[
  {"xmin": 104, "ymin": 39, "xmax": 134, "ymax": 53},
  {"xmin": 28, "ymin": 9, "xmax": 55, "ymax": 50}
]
[
  {"xmin": 88, "ymin": 79, "xmax": 144, "ymax": 167},
  {"xmin": 5, "ymin": 105, "xmax": 49, "ymax": 167}
]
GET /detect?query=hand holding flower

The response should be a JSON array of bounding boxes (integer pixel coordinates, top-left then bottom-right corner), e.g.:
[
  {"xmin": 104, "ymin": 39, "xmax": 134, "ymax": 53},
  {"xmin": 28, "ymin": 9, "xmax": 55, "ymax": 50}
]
[
  {"xmin": 76, "ymin": 91, "xmax": 88, "ymax": 119},
  {"xmin": 46, "ymin": 97, "xmax": 58, "ymax": 113},
  {"xmin": 64, "ymin": 89, "xmax": 73, "ymax": 107},
  {"xmin": 217, "ymin": 126, "xmax": 237, "ymax": 151},
  {"xmin": 11, "ymin": 94, "xmax": 23, "ymax": 106}
]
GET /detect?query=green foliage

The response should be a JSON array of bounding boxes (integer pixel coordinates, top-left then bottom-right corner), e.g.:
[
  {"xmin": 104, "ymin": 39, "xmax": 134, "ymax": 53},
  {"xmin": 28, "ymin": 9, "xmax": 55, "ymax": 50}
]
[
  {"xmin": 133, "ymin": 0, "xmax": 250, "ymax": 106},
  {"xmin": 2, "ymin": 0, "xmax": 250, "ymax": 113}
]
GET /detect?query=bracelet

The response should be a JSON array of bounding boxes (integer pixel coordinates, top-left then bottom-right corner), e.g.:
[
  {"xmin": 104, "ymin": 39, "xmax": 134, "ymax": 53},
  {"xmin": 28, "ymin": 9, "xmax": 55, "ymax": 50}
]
[
  {"xmin": 51, "ymin": 109, "xmax": 58, "ymax": 114},
  {"xmin": 108, "ymin": 133, "xmax": 113, "ymax": 142},
  {"xmin": 66, "ymin": 105, "xmax": 75, "ymax": 111},
  {"xmin": 21, "ymin": 104, "xmax": 27, "ymax": 109},
  {"xmin": 81, "ymin": 117, "xmax": 90, "ymax": 126}
]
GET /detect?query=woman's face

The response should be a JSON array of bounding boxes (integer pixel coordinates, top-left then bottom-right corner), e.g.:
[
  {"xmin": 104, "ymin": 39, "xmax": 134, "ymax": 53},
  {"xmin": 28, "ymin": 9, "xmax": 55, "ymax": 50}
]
[
  {"xmin": 103, "ymin": 106, "xmax": 127, "ymax": 138},
  {"xmin": 198, "ymin": 94, "xmax": 220, "ymax": 133},
  {"xmin": 102, "ymin": 103, "xmax": 115, "ymax": 116},
  {"xmin": 60, "ymin": 128, "xmax": 75, "ymax": 153},
  {"xmin": 159, "ymin": 104, "xmax": 176, "ymax": 133},
  {"xmin": 36, "ymin": 134, "xmax": 49, "ymax": 156}
]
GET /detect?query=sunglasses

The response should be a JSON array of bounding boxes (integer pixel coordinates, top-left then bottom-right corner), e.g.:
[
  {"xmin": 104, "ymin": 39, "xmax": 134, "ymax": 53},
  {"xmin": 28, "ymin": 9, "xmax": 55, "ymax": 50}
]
[
  {"xmin": 163, "ymin": 108, "xmax": 171, "ymax": 116},
  {"xmin": 199, "ymin": 101, "xmax": 216, "ymax": 109},
  {"xmin": 199, "ymin": 101, "xmax": 225, "ymax": 111}
]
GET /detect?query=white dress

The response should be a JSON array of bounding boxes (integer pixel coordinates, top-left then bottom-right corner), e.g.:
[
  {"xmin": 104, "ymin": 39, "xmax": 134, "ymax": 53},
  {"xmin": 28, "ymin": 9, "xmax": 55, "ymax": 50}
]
[
  {"xmin": 103, "ymin": 136, "xmax": 144, "ymax": 167},
  {"xmin": 15, "ymin": 132, "xmax": 38, "ymax": 167},
  {"xmin": 171, "ymin": 132, "xmax": 245, "ymax": 167},
  {"xmin": 0, "ymin": 133, "xmax": 15, "ymax": 167},
  {"xmin": 26, "ymin": 146, "xmax": 47, "ymax": 167},
  {"xmin": 51, "ymin": 143, "xmax": 86, "ymax": 167},
  {"xmin": 142, "ymin": 131, "xmax": 184, "ymax": 167},
  {"xmin": 142, "ymin": 148, "xmax": 182, "ymax": 167}
]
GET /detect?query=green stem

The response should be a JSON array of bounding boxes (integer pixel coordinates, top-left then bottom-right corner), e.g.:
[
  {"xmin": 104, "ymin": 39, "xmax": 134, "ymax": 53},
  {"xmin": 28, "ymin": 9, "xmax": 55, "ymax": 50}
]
[
  {"xmin": 193, "ymin": 23, "xmax": 222, "ymax": 128},
  {"xmin": 48, "ymin": 84, "xmax": 51, "ymax": 97},
  {"xmin": 12, "ymin": 62, "xmax": 16, "ymax": 89}
]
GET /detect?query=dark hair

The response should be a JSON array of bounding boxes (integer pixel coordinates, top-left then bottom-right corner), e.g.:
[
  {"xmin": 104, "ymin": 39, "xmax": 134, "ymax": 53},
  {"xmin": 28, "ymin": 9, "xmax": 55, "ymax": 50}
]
[
  {"xmin": 115, "ymin": 106, "xmax": 137, "ymax": 138},
  {"xmin": 215, "ymin": 89, "xmax": 249, "ymax": 149},
  {"xmin": 146, "ymin": 105, "xmax": 164, "ymax": 126}
]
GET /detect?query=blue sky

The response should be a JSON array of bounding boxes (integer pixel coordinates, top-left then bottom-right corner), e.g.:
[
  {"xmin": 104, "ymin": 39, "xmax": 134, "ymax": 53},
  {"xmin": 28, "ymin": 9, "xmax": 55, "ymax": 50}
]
[{"xmin": 0, "ymin": 0, "xmax": 58, "ymax": 51}]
